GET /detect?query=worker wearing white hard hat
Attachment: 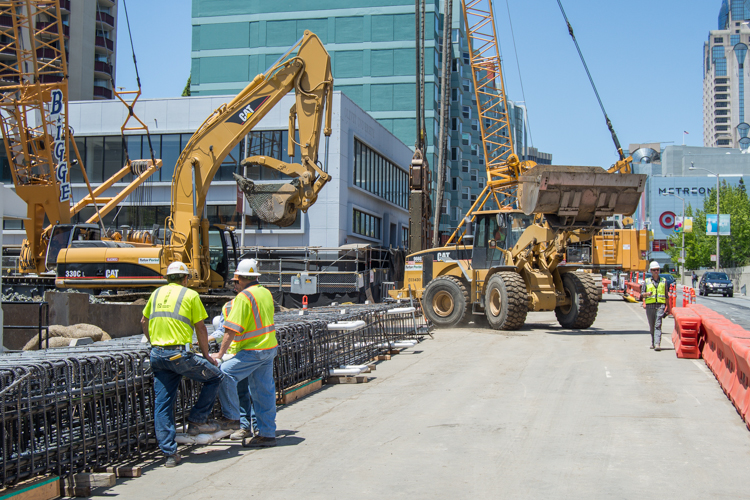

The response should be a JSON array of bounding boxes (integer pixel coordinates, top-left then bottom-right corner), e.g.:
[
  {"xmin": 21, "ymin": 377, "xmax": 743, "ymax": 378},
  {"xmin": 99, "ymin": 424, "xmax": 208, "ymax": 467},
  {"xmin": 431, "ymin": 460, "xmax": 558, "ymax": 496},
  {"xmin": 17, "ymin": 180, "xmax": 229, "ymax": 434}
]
[
  {"xmin": 642, "ymin": 261, "xmax": 668, "ymax": 351},
  {"xmin": 141, "ymin": 261, "xmax": 224, "ymax": 467},
  {"xmin": 212, "ymin": 258, "xmax": 278, "ymax": 448}
]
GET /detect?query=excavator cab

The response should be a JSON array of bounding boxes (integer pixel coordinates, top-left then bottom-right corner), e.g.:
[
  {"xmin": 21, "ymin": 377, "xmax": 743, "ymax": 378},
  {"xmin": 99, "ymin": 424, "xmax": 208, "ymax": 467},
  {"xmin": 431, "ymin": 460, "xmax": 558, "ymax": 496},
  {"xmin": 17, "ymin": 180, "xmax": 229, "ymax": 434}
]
[
  {"xmin": 207, "ymin": 225, "xmax": 239, "ymax": 282},
  {"xmin": 45, "ymin": 224, "xmax": 101, "ymax": 271}
]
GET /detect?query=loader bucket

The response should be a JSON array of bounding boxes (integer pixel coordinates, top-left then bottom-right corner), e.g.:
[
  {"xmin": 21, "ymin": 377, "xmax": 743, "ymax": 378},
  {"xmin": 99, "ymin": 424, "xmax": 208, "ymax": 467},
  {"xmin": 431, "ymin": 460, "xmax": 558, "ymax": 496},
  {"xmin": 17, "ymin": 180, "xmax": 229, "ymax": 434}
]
[
  {"xmin": 234, "ymin": 173, "xmax": 300, "ymax": 227},
  {"xmin": 517, "ymin": 165, "xmax": 646, "ymax": 229}
]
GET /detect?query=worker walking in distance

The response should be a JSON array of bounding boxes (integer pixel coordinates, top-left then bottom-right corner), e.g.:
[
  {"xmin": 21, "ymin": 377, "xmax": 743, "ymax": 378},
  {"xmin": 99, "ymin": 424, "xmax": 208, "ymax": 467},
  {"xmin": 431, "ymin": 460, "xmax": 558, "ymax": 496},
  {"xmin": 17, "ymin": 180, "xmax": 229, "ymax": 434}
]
[
  {"xmin": 692, "ymin": 271, "xmax": 698, "ymax": 289},
  {"xmin": 643, "ymin": 261, "xmax": 668, "ymax": 351},
  {"xmin": 141, "ymin": 261, "xmax": 224, "ymax": 468},
  {"xmin": 212, "ymin": 258, "xmax": 279, "ymax": 447}
]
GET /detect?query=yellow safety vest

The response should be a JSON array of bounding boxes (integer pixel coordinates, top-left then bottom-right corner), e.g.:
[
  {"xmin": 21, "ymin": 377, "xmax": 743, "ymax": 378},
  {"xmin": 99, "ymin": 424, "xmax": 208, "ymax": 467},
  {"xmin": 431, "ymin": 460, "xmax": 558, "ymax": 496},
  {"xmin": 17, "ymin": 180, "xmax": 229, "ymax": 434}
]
[
  {"xmin": 144, "ymin": 283, "xmax": 205, "ymax": 346},
  {"xmin": 224, "ymin": 284, "xmax": 277, "ymax": 353},
  {"xmin": 645, "ymin": 278, "xmax": 666, "ymax": 305}
]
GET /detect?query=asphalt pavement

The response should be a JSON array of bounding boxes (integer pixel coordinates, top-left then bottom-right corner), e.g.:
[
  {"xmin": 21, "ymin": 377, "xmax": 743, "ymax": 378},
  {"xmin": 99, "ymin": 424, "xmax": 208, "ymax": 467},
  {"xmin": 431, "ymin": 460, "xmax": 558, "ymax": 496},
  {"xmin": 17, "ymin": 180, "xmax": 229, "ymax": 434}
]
[{"xmin": 95, "ymin": 297, "xmax": 750, "ymax": 500}]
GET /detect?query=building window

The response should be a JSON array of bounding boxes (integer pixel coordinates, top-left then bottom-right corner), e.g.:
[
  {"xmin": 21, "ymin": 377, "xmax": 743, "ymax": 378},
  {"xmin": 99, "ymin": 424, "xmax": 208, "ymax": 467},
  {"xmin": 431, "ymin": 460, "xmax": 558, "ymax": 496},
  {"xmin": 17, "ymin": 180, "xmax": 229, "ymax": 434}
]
[
  {"xmin": 716, "ymin": 110, "xmax": 729, "ymax": 115},
  {"xmin": 717, "ymin": 102, "xmax": 729, "ymax": 107},
  {"xmin": 353, "ymin": 208, "xmax": 381, "ymax": 240},
  {"xmin": 718, "ymin": 139, "xmax": 731, "ymax": 145},
  {"xmin": 462, "ymin": 78, "xmax": 471, "ymax": 92},
  {"xmin": 716, "ymin": 78, "xmax": 728, "ymax": 84},
  {"xmin": 715, "ymin": 57, "xmax": 728, "ymax": 76},
  {"xmin": 353, "ymin": 139, "xmax": 408, "ymax": 209},
  {"xmin": 451, "ymin": 58, "xmax": 459, "ymax": 72},
  {"xmin": 441, "ymin": 198, "xmax": 448, "ymax": 215},
  {"xmin": 652, "ymin": 239, "xmax": 668, "ymax": 252},
  {"xmin": 471, "ymin": 144, "xmax": 479, "ymax": 156},
  {"xmin": 716, "ymin": 93, "xmax": 729, "ymax": 100},
  {"xmin": 462, "ymin": 52, "xmax": 470, "ymax": 65},
  {"xmin": 452, "ymin": 206, "xmax": 461, "ymax": 221},
  {"xmin": 471, "ymin": 169, "xmax": 478, "ymax": 182},
  {"xmin": 470, "ymin": 194, "xmax": 477, "ymax": 203},
  {"xmin": 451, "ymin": 117, "xmax": 458, "ymax": 131},
  {"xmin": 451, "ymin": 88, "xmax": 459, "ymax": 102},
  {"xmin": 402, "ymin": 226, "xmax": 408, "ymax": 245},
  {"xmin": 715, "ymin": 37, "xmax": 724, "ymax": 43},
  {"xmin": 462, "ymin": 106, "xmax": 471, "ymax": 119},
  {"xmin": 461, "ymin": 159, "xmax": 470, "ymax": 173},
  {"xmin": 461, "ymin": 133, "xmax": 470, "ymax": 146},
  {"xmin": 716, "ymin": 86, "xmax": 729, "ymax": 91},
  {"xmin": 462, "ymin": 187, "xmax": 470, "ymax": 200},
  {"xmin": 452, "ymin": 177, "xmax": 458, "ymax": 191},
  {"xmin": 471, "ymin": 119, "xmax": 479, "ymax": 131},
  {"xmin": 716, "ymin": 117, "xmax": 730, "ymax": 123}
]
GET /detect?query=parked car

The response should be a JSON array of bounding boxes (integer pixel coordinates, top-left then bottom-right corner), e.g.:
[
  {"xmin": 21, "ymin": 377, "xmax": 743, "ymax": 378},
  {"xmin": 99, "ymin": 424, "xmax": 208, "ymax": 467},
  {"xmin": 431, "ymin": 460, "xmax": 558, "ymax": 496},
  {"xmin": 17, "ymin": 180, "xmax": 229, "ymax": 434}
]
[
  {"xmin": 699, "ymin": 272, "xmax": 734, "ymax": 297},
  {"xmin": 645, "ymin": 272, "xmax": 676, "ymax": 292}
]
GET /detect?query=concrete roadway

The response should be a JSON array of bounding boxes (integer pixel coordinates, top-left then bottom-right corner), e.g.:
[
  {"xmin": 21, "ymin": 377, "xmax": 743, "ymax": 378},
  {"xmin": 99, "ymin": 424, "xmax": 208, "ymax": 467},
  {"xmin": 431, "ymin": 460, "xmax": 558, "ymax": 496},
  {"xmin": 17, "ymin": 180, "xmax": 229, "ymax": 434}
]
[
  {"xmin": 694, "ymin": 293, "xmax": 750, "ymax": 330},
  {"xmin": 101, "ymin": 297, "xmax": 750, "ymax": 499}
]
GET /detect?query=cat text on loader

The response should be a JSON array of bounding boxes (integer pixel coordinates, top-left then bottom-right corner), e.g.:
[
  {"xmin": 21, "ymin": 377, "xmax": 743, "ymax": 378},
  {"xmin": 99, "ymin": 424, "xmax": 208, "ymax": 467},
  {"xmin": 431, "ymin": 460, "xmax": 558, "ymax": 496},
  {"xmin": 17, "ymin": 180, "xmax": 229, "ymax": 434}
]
[
  {"xmin": 392, "ymin": 157, "xmax": 646, "ymax": 330},
  {"xmin": 55, "ymin": 31, "xmax": 333, "ymax": 292}
]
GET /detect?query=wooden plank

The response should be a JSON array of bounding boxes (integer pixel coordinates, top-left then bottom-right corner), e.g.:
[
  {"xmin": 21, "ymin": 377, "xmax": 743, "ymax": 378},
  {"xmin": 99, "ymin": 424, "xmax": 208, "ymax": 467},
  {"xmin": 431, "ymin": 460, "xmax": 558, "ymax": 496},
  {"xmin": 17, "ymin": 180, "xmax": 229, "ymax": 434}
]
[
  {"xmin": 326, "ymin": 375, "xmax": 369, "ymax": 384},
  {"xmin": 70, "ymin": 473, "xmax": 115, "ymax": 488},
  {"xmin": 0, "ymin": 476, "xmax": 60, "ymax": 500},
  {"xmin": 279, "ymin": 378, "xmax": 323, "ymax": 405},
  {"xmin": 388, "ymin": 349, "xmax": 401, "ymax": 355},
  {"xmin": 92, "ymin": 467, "xmax": 142, "ymax": 478},
  {"xmin": 374, "ymin": 355, "xmax": 391, "ymax": 361}
]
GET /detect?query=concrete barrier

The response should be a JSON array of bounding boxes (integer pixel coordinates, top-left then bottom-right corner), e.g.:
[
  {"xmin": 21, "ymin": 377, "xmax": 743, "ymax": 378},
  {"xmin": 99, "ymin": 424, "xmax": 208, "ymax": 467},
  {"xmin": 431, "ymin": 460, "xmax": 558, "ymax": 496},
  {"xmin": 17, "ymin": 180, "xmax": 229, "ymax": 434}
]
[{"xmin": 2, "ymin": 292, "xmax": 143, "ymax": 350}]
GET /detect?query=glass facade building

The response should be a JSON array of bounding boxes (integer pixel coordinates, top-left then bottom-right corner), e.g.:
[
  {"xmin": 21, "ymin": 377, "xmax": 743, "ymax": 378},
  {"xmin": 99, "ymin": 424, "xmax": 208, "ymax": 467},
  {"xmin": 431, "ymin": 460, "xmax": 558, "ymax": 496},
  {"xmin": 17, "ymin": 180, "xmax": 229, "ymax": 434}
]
[
  {"xmin": 190, "ymin": 0, "xmax": 548, "ymax": 237},
  {"xmin": 704, "ymin": 0, "xmax": 750, "ymax": 149}
]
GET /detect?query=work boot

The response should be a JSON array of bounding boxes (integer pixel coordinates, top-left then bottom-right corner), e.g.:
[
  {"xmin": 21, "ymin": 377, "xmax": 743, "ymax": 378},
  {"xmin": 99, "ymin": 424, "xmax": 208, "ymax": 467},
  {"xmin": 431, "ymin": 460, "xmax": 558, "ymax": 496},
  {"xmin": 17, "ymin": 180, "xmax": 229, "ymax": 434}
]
[
  {"xmin": 650, "ymin": 345, "xmax": 654, "ymax": 349},
  {"xmin": 242, "ymin": 436, "xmax": 277, "ymax": 448},
  {"xmin": 187, "ymin": 420, "xmax": 220, "ymax": 436},
  {"xmin": 230, "ymin": 428, "xmax": 254, "ymax": 441},
  {"xmin": 654, "ymin": 345, "xmax": 661, "ymax": 351},
  {"xmin": 165, "ymin": 453, "xmax": 182, "ymax": 468},
  {"xmin": 214, "ymin": 417, "xmax": 241, "ymax": 431}
]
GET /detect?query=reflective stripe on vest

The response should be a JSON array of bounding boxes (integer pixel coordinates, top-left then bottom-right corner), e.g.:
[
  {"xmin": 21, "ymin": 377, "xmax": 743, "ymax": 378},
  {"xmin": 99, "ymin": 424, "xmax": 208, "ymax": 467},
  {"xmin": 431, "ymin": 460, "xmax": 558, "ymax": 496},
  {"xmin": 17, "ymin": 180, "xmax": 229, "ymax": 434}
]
[
  {"xmin": 645, "ymin": 278, "xmax": 666, "ymax": 304},
  {"xmin": 227, "ymin": 285, "xmax": 277, "ymax": 352},
  {"xmin": 149, "ymin": 286, "xmax": 192, "ymax": 326}
]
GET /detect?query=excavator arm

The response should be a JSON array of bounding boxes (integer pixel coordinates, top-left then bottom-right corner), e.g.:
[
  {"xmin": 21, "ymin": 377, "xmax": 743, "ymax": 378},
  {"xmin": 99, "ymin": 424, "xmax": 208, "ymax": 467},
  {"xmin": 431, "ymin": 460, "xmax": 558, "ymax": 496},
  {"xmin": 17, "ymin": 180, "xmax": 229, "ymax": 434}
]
[{"xmin": 163, "ymin": 30, "xmax": 332, "ymax": 287}]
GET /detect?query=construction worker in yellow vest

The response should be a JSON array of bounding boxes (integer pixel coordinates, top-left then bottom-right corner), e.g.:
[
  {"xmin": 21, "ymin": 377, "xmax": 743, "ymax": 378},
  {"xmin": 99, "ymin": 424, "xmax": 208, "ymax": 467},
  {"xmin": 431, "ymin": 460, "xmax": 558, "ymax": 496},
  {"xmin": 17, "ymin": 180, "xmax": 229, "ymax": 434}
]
[
  {"xmin": 212, "ymin": 258, "xmax": 278, "ymax": 448},
  {"xmin": 141, "ymin": 261, "xmax": 224, "ymax": 468},
  {"xmin": 642, "ymin": 261, "xmax": 668, "ymax": 351}
]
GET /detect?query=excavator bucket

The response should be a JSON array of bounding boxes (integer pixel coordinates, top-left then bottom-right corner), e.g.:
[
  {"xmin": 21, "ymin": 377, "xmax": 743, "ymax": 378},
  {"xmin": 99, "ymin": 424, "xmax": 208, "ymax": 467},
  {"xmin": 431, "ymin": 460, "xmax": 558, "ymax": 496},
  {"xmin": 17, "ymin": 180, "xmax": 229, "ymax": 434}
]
[
  {"xmin": 234, "ymin": 173, "xmax": 300, "ymax": 227},
  {"xmin": 517, "ymin": 165, "xmax": 646, "ymax": 229}
]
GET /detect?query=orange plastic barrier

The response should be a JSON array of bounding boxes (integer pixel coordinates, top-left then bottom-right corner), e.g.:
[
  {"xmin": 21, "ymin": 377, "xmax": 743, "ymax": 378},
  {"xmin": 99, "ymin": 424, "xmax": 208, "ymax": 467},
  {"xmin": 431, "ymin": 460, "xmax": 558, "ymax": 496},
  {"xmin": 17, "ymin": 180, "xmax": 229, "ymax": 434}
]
[
  {"xmin": 717, "ymin": 329, "xmax": 741, "ymax": 398},
  {"xmin": 702, "ymin": 318, "xmax": 735, "ymax": 374},
  {"xmin": 602, "ymin": 278, "xmax": 611, "ymax": 295},
  {"xmin": 730, "ymin": 338, "xmax": 750, "ymax": 428},
  {"xmin": 671, "ymin": 307, "xmax": 702, "ymax": 359}
]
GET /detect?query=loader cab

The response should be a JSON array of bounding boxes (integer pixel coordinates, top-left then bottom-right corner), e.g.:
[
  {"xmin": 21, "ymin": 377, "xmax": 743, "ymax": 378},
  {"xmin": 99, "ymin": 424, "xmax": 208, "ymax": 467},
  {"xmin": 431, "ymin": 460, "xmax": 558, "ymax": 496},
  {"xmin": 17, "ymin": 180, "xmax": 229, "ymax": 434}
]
[
  {"xmin": 471, "ymin": 211, "xmax": 534, "ymax": 269},
  {"xmin": 45, "ymin": 224, "xmax": 101, "ymax": 271}
]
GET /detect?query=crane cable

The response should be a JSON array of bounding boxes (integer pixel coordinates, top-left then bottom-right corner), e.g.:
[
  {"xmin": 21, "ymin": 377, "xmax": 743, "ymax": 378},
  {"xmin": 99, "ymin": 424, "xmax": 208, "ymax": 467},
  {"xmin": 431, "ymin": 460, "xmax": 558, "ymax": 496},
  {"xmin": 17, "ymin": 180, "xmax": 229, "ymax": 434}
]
[
  {"xmin": 556, "ymin": 0, "xmax": 625, "ymax": 160},
  {"xmin": 504, "ymin": 0, "xmax": 533, "ymax": 149}
]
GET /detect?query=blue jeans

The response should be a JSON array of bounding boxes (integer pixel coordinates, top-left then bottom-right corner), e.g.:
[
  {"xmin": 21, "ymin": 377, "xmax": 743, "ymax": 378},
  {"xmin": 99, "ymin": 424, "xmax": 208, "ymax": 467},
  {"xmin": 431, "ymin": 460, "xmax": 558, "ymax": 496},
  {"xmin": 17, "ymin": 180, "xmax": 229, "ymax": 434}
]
[
  {"xmin": 151, "ymin": 348, "xmax": 224, "ymax": 456},
  {"xmin": 219, "ymin": 347, "xmax": 277, "ymax": 438},
  {"xmin": 238, "ymin": 377, "xmax": 258, "ymax": 433}
]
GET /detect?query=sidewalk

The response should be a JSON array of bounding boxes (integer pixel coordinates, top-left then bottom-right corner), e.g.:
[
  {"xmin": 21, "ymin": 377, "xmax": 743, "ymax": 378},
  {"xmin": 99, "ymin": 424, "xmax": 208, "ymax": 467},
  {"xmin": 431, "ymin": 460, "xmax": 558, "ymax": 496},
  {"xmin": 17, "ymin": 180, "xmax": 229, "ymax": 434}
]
[{"xmin": 98, "ymin": 298, "xmax": 750, "ymax": 499}]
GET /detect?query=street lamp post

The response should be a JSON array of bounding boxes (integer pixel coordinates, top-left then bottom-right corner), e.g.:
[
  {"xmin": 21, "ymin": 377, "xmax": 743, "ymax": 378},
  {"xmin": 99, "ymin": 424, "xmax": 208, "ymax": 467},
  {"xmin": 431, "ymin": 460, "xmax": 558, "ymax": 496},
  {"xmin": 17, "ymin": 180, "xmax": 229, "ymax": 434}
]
[
  {"xmin": 662, "ymin": 192, "xmax": 686, "ymax": 280},
  {"xmin": 689, "ymin": 163, "xmax": 720, "ymax": 271}
]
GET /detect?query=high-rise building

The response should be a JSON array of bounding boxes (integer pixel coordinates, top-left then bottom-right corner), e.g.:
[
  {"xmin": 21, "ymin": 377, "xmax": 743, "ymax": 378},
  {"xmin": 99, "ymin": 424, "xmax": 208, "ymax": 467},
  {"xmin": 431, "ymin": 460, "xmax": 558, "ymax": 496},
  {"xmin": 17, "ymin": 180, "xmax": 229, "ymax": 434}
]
[
  {"xmin": 190, "ymin": 0, "xmax": 547, "ymax": 237},
  {"xmin": 69, "ymin": 0, "xmax": 118, "ymax": 100},
  {"xmin": 0, "ymin": 0, "xmax": 117, "ymax": 100},
  {"xmin": 703, "ymin": 0, "xmax": 750, "ymax": 149}
]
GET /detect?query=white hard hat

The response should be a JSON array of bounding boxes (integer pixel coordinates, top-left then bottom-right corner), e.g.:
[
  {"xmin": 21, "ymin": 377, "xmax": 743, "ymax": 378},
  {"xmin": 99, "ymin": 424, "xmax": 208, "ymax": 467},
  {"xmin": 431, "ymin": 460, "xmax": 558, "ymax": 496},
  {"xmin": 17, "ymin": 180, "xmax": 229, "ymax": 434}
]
[
  {"xmin": 234, "ymin": 258, "xmax": 261, "ymax": 278},
  {"xmin": 166, "ymin": 261, "xmax": 190, "ymax": 276},
  {"xmin": 649, "ymin": 261, "xmax": 661, "ymax": 271}
]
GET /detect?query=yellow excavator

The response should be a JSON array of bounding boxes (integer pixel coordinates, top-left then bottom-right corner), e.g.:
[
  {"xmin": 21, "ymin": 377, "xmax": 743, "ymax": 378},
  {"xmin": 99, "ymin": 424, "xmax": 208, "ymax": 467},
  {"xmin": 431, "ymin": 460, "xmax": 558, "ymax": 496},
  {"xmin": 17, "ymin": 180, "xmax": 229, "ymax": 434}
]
[
  {"xmin": 390, "ymin": 1, "xmax": 647, "ymax": 330},
  {"xmin": 55, "ymin": 31, "xmax": 333, "ymax": 292}
]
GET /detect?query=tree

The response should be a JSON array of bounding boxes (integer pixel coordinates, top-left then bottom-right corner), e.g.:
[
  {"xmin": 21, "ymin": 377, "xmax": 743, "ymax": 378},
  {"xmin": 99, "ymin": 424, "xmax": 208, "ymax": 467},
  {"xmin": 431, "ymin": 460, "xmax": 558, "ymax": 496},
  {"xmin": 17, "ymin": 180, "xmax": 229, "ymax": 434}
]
[
  {"xmin": 666, "ymin": 180, "xmax": 750, "ymax": 269},
  {"xmin": 182, "ymin": 76, "xmax": 191, "ymax": 97}
]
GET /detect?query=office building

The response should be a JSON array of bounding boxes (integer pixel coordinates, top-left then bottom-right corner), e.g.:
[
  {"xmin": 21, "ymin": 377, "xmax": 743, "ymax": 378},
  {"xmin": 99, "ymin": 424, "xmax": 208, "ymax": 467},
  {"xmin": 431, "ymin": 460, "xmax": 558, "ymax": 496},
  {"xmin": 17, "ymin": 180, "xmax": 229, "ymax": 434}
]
[
  {"xmin": 630, "ymin": 143, "xmax": 750, "ymax": 268},
  {"xmin": 0, "ymin": 0, "xmax": 117, "ymax": 100},
  {"xmin": 703, "ymin": 0, "xmax": 750, "ymax": 149},
  {"xmin": 1, "ymin": 91, "xmax": 411, "ymax": 249},
  {"xmin": 190, "ymin": 0, "xmax": 548, "ymax": 238}
]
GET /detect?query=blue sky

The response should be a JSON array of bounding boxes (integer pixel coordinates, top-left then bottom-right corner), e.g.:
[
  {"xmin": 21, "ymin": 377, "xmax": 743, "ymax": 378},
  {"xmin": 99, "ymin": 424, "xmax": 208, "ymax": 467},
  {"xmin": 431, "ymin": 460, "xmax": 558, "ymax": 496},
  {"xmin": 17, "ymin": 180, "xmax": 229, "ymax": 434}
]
[{"xmin": 115, "ymin": 0, "xmax": 719, "ymax": 167}]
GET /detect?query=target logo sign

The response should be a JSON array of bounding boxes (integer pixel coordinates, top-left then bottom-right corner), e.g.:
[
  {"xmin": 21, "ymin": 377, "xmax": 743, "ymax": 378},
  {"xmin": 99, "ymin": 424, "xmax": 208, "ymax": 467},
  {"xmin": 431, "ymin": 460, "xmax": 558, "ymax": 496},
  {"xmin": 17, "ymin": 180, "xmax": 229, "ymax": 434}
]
[{"xmin": 660, "ymin": 211, "xmax": 675, "ymax": 229}]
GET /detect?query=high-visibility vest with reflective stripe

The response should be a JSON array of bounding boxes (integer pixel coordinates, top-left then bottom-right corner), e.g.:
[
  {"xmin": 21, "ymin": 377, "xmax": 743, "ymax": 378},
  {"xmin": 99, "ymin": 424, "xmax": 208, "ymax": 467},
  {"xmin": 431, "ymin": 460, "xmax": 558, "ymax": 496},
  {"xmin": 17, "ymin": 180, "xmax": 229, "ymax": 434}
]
[
  {"xmin": 225, "ymin": 284, "xmax": 276, "ymax": 353},
  {"xmin": 645, "ymin": 278, "xmax": 666, "ymax": 304},
  {"xmin": 147, "ymin": 284, "xmax": 195, "ymax": 345},
  {"xmin": 222, "ymin": 299, "xmax": 233, "ymax": 319}
]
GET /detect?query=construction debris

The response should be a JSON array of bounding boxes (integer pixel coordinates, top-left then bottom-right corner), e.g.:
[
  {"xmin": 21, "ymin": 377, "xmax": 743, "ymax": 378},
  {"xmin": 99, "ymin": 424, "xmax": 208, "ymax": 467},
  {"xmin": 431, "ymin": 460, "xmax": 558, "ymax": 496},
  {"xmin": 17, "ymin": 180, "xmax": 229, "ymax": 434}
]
[{"xmin": 21, "ymin": 323, "xmax": 111, "ymax": 350}]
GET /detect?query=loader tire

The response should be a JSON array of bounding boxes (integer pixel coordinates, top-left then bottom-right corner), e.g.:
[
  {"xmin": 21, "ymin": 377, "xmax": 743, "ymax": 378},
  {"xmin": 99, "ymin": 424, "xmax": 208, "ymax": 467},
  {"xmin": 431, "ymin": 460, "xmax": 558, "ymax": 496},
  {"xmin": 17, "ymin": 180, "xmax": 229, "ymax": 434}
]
[
  {"xmin": 422, "ymin": 276, "xmax": 470, "ymax": 328},
  {"xmin": 484, "ymin": 272, "xmax": 528, "ymax": 331},
  {"xmin": 555, "ymin": 272, "xmax": 599, "ymax": 329}
]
